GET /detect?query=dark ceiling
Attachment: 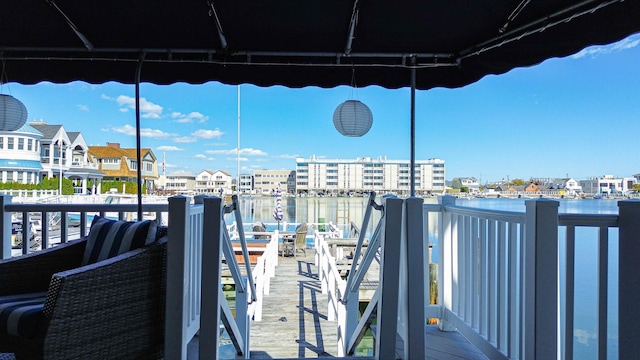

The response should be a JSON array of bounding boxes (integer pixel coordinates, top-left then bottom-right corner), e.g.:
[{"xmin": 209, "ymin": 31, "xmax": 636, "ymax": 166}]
[{"xmin": 2, "ymin": 0, "xmax": 640, "ymax": 89}]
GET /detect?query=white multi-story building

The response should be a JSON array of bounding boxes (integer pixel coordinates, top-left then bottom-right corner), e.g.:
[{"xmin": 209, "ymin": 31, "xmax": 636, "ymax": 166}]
[
  {"xmin": 239, "ymin": 173, "xmax": 254, "ymax": 195},
  {"xmin": 0, "ymin": 123, "xmax": 43, "ymax": 184},
  {"xmin": 580, "ymin": 175, "xmax": 636, "ymax": 195},
  {"xmin": 295, "ymin": 156, "xmax": 445, "ymax": 195},
  {"xmin": 195, "ymin": 170, "xmax": 233, "ymax": 195},
  {"xmin": 253, "ymin": 169, "xmax": 295, "ymax": 195},
  {"xmin": 157, "ymin": 172, "xmax": 196, "ymax": 195}
]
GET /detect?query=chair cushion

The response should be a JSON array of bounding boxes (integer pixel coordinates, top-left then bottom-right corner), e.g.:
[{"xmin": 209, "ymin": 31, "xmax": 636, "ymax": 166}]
[
  {"xmin": 0, "ymin": 292, "xmax": 47, "ymax": 338},
  {"xmin": 81, "ymin": 216, "xmax": 158, "ymax": 265}
]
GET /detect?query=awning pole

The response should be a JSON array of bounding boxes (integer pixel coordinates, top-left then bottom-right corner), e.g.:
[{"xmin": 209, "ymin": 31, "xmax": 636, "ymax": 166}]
[
  {"xmin": 410, "ymin": 56, "xmax": 416, "ymax": 197},
  {"xmin": 135, "ymin": 54, "xmax": 145, "ymax": 221}
]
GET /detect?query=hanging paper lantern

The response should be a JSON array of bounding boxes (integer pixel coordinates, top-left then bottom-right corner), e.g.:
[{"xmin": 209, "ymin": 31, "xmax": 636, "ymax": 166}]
[
  {"xmin": 333, "ymin": 100, "xmax": 373, "ymax": 137},
  {"xmin": 0, "ymin": 94, "xmax": 28, "ymax": 132}
]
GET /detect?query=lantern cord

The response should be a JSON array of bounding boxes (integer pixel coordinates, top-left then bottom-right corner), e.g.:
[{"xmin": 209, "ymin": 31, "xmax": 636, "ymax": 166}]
[
  {"xmin": 349, "ymin": 66, "xmax": 359, "ymax": 100},
  {"xmin": 0, "ymin": 60, "xmax": 14, "ymax": 96}
]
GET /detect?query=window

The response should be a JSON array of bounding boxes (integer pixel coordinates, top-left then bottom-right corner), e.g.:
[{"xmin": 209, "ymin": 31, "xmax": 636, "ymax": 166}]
[
  {"xmin": 0, "ymin": 137, "xmax": 3, "ymax": 149},
  {"xmin": 17, "ymin": 172, "xmax": 23, "ymax": 183},
  {"xmin": 7, "ymin": 137, "xmax": 14, "ymax": 150},
  {"xmin": 18, "ymin": 138, "xmax": 24, "ymax": 150},
  {"xmin": 27, "ymin": 139, "xmax": 32, "ymax": 151},
  {"xmin": 130, "ymin": 161, "xmax": 137, "ymax": 170}
]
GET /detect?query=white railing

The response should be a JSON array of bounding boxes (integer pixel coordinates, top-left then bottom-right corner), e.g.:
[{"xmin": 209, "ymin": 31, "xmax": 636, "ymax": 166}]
[
  {"xmin": 165, "ymin": 196, "xmax": 204, "ymax": 360},
  {"xmin": 0, "ymin": 194, "xmax": 168, "ymax": 257},
  {"xmin": 436, "ymin": 196, "xmax": 640, "ymax": 360}
]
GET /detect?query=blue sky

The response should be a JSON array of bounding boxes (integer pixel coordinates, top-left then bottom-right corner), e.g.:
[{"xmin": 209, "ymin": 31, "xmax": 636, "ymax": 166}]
[{"xmin": 3, "ymin": 34, "xmax": 640, "ymax": 184}]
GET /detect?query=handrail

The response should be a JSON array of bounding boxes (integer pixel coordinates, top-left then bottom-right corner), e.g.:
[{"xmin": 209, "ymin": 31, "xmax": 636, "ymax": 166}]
[
  {"xmin": 343, "ymin": 191, "xmax": 382, "ymax": 305},
  {"xmin": 224, "ymin": 195, "xmax": 257, "ymax": 302}
]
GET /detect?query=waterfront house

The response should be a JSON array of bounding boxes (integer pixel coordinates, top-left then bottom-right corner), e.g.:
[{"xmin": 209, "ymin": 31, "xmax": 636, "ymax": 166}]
[
  {"xmin": 195, "ymin": 170, "xmax": 233, "ymax": 195},
  {"xmin": 30, "ymin": 122, "xmax": 105, "ymax": 194},
  {"xmin": 88, "ymin": 143, "xmax": 159, "ymax": 193},
  {"xmin": 157, "ymin": 171, "xmax": 196, "ymax": 195}
]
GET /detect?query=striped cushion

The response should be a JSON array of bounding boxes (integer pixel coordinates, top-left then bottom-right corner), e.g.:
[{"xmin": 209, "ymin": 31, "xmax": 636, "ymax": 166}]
[
  {"xmin": 81, "ymin": 216, "xmax": 158, "ymax": 265},
  {"xmin": 0, "ymin": 292, "xmax": 47, "ymax": 338}
]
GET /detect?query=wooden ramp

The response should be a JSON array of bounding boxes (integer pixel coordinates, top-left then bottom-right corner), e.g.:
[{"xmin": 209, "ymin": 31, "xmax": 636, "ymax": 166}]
[
  {"xmin": 248, "ymin": 251, "xmax": 339, "ymax": 359},
  {"xmin": 187, "ymin": 249, "xmax": 488, "ymax": 360}
]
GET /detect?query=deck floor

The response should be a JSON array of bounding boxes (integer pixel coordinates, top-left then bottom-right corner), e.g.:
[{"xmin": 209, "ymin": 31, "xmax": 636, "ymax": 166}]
[{"xmin": 188, "ymin": 249, "xmax": 488, "ymax": 359}]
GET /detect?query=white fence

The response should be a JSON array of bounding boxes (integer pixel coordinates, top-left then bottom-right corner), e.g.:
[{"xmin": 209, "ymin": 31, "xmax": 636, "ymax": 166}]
[{"xmin": 316, "ymin": 195, "xmax": 640, "ymax": 359}]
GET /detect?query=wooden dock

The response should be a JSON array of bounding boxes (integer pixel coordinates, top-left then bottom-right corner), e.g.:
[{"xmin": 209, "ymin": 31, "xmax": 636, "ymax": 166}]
[{"xmin": 188, "ymin": 250, "xmax": 488, "ymax": 359}]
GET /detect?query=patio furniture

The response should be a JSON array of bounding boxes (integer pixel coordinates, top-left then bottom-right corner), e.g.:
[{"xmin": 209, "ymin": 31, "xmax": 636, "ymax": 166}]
[
  {"xmin": 282, "ymin": 223, "xmax": 308, "ymax": 258},
  {"xmin": 0, "ymin": 219, "xmax": 167, "ymax": 360},
  {"xmin": 252, "ymin": 224, "xmax": 269, "ymax": 240}
]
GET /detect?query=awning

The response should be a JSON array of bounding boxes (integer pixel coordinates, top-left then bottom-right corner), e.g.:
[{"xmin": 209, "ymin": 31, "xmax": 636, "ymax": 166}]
[
  {"xmin": 2, "ymin": 1, "xmax": 640, "ymax": 90},
  {"xmin": 0, "ymin": 160, "xmax": 43, "ymax": 170}
]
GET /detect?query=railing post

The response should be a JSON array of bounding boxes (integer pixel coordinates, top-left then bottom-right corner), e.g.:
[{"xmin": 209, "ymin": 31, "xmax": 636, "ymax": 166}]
[
  {"xmin": 524, "ymin": 199, "xmax": 558, "ymax": 360},
  {"xmin": 235, "ymin": 276, "xmax": 251, "ymax": 358},
  {"xmin": 376, "ymin": 196, "xmax": 403, "ymax": 360},
  {"xmin": 0, "ymin": 195, "xmax": 12, "ymax": 259},
  {"xmin": 200, "ymin": 196, "xmax": 223, "ymax": 359},
  {"xmin": 618, "ymin": 200, "xmax": 640, "ymax": 360},
  {"xmin": 438, "ymin": 195, "xmax": 456, "ymax": 331},
  {"xmin": 166, "ymin": 195, "xmax": 190, "ymax": 360},
  {"xmin": 339, "ymin": 284, "xmax": 359, "ymax": 357},
  {"xmin": 405, "ymin": 197, "xmax": 426, "ymax": 359}
]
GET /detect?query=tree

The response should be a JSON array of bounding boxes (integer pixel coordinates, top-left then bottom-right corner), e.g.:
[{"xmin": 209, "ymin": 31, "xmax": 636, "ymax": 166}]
[
  {"xmin": 451, "ymin": 178, "xmax": 461, "ymax": 190},
  {"xmin": 512, "ymin": 179, "xmax": 525, "ymax": 186}
]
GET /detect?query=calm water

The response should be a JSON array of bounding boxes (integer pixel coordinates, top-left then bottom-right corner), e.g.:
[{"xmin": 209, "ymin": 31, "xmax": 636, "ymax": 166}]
[{"xmin": 234, "ymin": 196, "xmax": 622, "ymax": 359}]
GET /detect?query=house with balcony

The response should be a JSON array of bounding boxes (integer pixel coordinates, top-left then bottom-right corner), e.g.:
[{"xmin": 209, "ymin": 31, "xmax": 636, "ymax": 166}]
[
  {"xmin": 88, "ymin": 143, "xmax": 158, "ymax": 193},
  {"xmin": 30, "ymin": 122, "xmax": 105, "ymax": 194},
  {"xmin": 195, "ymin": 170, "xmax": 233, "ymax": 195}
]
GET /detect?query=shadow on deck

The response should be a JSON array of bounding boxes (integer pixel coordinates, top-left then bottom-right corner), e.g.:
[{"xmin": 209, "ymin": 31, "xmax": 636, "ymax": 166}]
[{"xmin": 187, "ymin": 250, "xmax": 487, "ymax": 359}]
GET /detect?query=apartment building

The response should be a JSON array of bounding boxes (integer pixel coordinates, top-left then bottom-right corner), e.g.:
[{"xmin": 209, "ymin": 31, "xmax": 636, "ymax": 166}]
[
  {"xmin": 238, "ymin": 173, "xmax": 254, "ymax": 195},
  {"xmin": 295, "ymin": 155, "xmax": 445, "ymax": 195},
  {"xmin": 253, "ymin": 169, "xmax": 296, "ymax": 195}
]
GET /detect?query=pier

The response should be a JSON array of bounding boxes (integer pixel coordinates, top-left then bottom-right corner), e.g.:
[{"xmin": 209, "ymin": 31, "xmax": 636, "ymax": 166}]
[{"xmin": 187, "ymin": 248, "xmax": 487, "ymax": 359}]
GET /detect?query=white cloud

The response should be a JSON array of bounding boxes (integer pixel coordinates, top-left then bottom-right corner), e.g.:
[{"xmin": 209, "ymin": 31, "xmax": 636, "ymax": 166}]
[
  {"xmin": 194, "ymin": 154, "xmax": 207, "ymax": 159},
  {"xmin": 111, "ymin": 124, "xmax": 172, "ymax": 139},
  {"xmin": 276, "ymin": 153, "xmax": 300, "ymax": 159},
  {"xmin": 192, "ymin": 128, "xmax": 224, "ymax": 139},
  {"xmin": 173, "ymin": 136, "xmax": 197, "ymax": 143},
  {"xmin": 157, "ymin": 145, "xmax": 184, "ymax": 151},
  {"xmin": 172, "ymin": 111, "xmax": 209, "ymax": 124},
  {"xmin": 572, "ymin": 35, "xmax": 640, "ymax": 59},
  {"xmin": 77, "ymin": 104, "xmax": 89, "ymax": 112},
  {"xmin": 204, "ymin": 147, "xmax": 268, "ymax": 156},
  {"xmin": 226, "ymin": 157, "xmax": 249, "ymax": 162},
  {"xmin": 112, "ymin": 95, "xmax": 163, "ymax": 119}
]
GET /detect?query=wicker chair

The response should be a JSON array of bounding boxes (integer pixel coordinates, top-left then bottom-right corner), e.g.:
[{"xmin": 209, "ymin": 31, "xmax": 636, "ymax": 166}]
[{"xmin": 0, "ymin": 231, "xmax": 167, "ymax": 360}]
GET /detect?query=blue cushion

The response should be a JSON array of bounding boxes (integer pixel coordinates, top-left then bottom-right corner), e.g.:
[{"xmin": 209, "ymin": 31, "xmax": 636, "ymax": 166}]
[
  {"xmin": 0, "ymin": 292, "xmax": 47, "ymax": 338},
  {"xmin": 81, "ymin": 216, "xmax": 158, "ymax": 265}
]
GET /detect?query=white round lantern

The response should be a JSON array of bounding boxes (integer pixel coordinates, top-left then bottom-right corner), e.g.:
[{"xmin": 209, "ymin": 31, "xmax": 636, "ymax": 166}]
[
  {"xmin": 0, "ymin": 94, "xmax": 28, "ymax": 132},
  {"xmin": 333, "ymin": 100, "xmax": 373, "ymax": 137}
]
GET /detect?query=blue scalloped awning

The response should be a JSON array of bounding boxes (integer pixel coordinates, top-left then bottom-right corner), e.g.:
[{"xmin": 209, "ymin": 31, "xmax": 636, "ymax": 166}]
[{"xmin": 0, "ymin": 160, "xmax": 43, "ymax": 170}]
